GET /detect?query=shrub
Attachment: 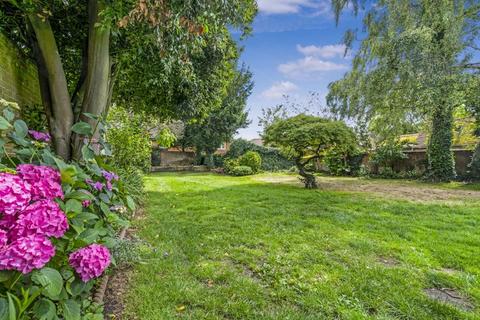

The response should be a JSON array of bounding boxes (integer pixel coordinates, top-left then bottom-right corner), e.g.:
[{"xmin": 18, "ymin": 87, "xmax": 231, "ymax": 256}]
[
  {"xmin": 0, "ymin": 103, "xmax": 136, "ymax": 319},
  {"xmin": 238, "ymin": 151, "xmax": 262, "ymax": 173},
  {"xmin": 370, "ymin": 140, "xmax": 408, "ymax": 176},
  {"xmin": 230, "ymin": 166, "xmax": 253, "ymax": 176},
  {"xmin": 226, "ymin": 139, "xmax": 293, "ymax": 171},
  {"xmin": 106, "ymin": 107, "xmax": 152, "ymax": 173},
  {"xmin": 223, "ymin": 158, "xmax": 239, "ymax": 174},
  {"xmin": 323, "ymin": 147, "xmax": 363, "ymax": 176}
]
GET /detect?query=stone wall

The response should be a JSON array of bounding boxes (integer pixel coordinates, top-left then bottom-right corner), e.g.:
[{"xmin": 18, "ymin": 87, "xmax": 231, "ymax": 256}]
[{"xmin": 0, "ymin": 33, "xmax": 42, "ymax": 107}]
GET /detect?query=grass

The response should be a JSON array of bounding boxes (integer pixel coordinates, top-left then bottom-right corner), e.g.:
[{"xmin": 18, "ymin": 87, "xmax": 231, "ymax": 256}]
[{"xmin": 123, "ymin": 173, "xmax": 480, "ymax": 319}]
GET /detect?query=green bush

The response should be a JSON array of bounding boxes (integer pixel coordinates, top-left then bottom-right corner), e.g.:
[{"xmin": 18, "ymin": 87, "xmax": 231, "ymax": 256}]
[
  {"xmin": 226, "ymin": 139, "xmax": 293, "ymax": 171},
  {"xmin": 239, "ymin": 151, "xmax": 262, "ymax": 173},
  {"xmin": 231, "ymin": 165, "xmax": 253, "ymax": 176},
  {"xmin": 370, "ymin": 140, "xmax": 407, "ymax": 175},
  {"xmin": 323, "ymin": 147, "xmax": 363, "ymax": 176},
  {"xmin": 107, "ymin": 107, "xmax": 152, "ymax": 173},
  {"xmin": 117, "ymin": 166, "xmax": 145, "ymax": 205},
  {"xmin": 223, "ymin": 158, "xmax": 239, "ymax": 174}
]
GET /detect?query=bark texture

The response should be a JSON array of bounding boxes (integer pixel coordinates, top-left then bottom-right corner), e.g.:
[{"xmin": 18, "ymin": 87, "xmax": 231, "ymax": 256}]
[{"xmin": 28, "ymin": 14, "xmax": 74, "ymax": 160}]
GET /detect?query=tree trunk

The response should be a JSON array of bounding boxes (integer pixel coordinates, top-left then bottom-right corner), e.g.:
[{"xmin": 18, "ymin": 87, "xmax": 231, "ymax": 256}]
[
  {"xmin": 72, "ymin": 0, "xmax": 111, "ymax": 160},
  {"xmin": 296, "ymin": 159, "xmax": 317, "ymax": 189},
  {"xmin": 28, "ymin": 14, "xmax": 73, "ymax": 160},
  {"xmin": 426, "ymin": 105, "xmax": 455, "ymax": 182}
]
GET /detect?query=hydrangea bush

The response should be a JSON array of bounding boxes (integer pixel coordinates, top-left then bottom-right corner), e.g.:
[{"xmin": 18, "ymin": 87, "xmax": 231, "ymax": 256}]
[{"xmin": 0, "ymin": 104, "xmax": 135, "ymax": 319}]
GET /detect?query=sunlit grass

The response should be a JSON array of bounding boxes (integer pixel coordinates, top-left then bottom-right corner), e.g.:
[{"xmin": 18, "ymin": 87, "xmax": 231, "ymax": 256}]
[{"xmin": 124, "ymin": 173, "xmax": 480, "ymax": 319}]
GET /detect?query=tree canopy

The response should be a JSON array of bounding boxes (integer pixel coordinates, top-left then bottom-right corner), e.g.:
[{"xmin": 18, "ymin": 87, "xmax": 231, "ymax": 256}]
[
  {"xmin": 0, "ymin": 0, "xmax": 257, "ymax": 160},
  {"xmin": 327, "ymin": 0, "xmax": 480, "ymax": 181},
  {"xmin": 180, "ymin": 66, "xmax": 253, "ymax": 165},
  {"xmin": 264, "ymin": 114, "xmax": 356, "ymax": 188}
]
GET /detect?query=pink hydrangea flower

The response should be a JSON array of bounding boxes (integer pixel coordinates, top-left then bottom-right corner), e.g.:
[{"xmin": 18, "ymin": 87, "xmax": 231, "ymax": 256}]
[
  {"xmin": 28, "ymin": 130, "xmax": 51, "ymax": 142},
  {"xmin": 0, "ymin": 235, "xmax": 55, "ymax": 273},
  {"xmin": 0, "ymin": 173, "xmax": 32, "ymax": 215},
  {"xmin": 16, "ymin": 164, "xmax": 64, "ymax": 200},
  {"xmin": 12, "ymin": 200, "xmax": 68, "ymax": 238},
  {"xmin": 69, "ymin": 244, "xmax": 111, "ymax": 282},
  {"xmin": 0, "ymin": 229, "xmax": 7, "ymax": 247}
]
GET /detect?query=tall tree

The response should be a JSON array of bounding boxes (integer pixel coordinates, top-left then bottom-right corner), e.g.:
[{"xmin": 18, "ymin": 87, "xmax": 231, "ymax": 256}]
[
  {"xmin": 0, "ymin": 0, "xmax": 256, "ymax": 160},
  {"xmin": 327, "ymin": 0, "xmax": 480, "ymax": 181},
  {"xmin": 180, "ymin": 66, "xmax": 253, "ymax": 166}
]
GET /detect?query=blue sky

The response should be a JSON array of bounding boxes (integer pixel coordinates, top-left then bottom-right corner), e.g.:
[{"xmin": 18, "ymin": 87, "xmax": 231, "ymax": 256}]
[{"xmin": 235, "ymin": 0, "xmax": 362, "ymax": 139}]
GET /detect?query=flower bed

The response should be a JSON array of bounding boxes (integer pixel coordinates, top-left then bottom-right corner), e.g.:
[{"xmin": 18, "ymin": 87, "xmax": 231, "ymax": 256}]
[{"xmin": 0, "ymin": 101, "xmax": 136, "ymax": 319}]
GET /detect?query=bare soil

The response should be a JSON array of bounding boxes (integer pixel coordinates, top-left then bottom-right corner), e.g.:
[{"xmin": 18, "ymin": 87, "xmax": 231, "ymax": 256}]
[
  {"xmin": 254, "ymin": 175, "xmax": 480, "ymax": 202},
  {"xmin": 424, "ymin": 288, "xmax": 474, "ymax": 311}
]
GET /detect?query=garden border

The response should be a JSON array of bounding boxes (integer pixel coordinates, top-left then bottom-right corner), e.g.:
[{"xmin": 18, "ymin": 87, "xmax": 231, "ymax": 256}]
[{"xmin": 92, "ymin": 210, "xmax": 136, "ymax": 305}]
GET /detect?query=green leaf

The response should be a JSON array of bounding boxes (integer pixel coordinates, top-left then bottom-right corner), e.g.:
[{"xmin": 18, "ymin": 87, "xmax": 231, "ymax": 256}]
[
  {"xmin": 81, "ymin": 145, "xmax": 95, "ymax": 160},
  {"xmin": 75, "ymin": 212, "xmax": 99, "ymax": 221},
  {"xmin": 2, "ymin": 108, "xmax": 14, "ymax": 122},
  {"xmin": 126, "ymin": 195, "xmax": 136, "ymax": 211},
  {"xmin": 0, "ymin": 270, "xmax": 14, "ymax": 282},
  {"xmin": 82, "ymin": 112, "xmax": 99, "ymax": 120},
  {"xmin": 60, "ymin": 166, "xmax": 78, "ymax": 185},
  {"xmin": 6, "ymin": 294, "xmax": 16, "ymax": 320},
  {"xmin": 32, "ymin": 299, "xmax": 57, "ymax": 320},
  {"xmin": 100, "ymin": 202, "xmax": 111, "ymax": 215},
  {"xmin": 78, "ymin": 229, "xmax": 99, "ymax": 244},
  {"xmin": 70, "ymin": 279, "xmax": 87, "ymax": 296},
  {"xmin": 31, "ymin": 268, "xmax": 64, "ymax": 300},
  {"xmin": 13, "ymin": 120, "xmax": 28, "ymax": 138},
  {"xmin": 62, "ymin": 299, "xmax": 80, "ymax": 320},
  {"xmin": 66, "ymin": 199, "xmax": 83, "ymax": 213},
  {"xmin": 0, "ymin": 298, "xmax": 8, "ymax": 320},
  {"xmin": 71, "ymin": 122, "xmax": 92, "ymax": 135},
  {"xmin": 66, "ymin": 190, "xmax": 94, "ymax": 201},
  {"xmin": 0, "ymin": 116, "xmax": 11, "ymax": 130}
]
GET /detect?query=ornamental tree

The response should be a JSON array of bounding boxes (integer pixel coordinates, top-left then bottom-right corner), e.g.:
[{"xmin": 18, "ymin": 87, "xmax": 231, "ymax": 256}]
[
  {"xmin": 327, "ymin": 0, "xmax": 480, "ymax": 182},
  {"xmin": 0, "ymin": 0, "xmax": 256, "ymax": 161},
  {"xmin": 264, "ymin": 114, "xmax": 356, "ymax": 189}
]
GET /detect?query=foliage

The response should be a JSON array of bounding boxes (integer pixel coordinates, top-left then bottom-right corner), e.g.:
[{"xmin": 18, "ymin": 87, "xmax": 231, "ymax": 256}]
[
  {"xmin": 264, "ymin": 114, "xmax": 357, "ymax": 188},
  {"xmin": 155, "ymin": 128, "xmax": 176, "ymax": 148},
  {"xmin": 225, "ymin": 139, "xmax": 293, "ymax": 171},
  {"xmin": 106, "ymin": 107, "xmax": 151, "ymax": 173},
  {"xmin": 0, "ymin": 104, "xmax": 135, "ymax": 319},
  {"xmin": 238, "ymin": 151, "xmax": 261, "ymax": 173},
  {"xmin": 179, "ymin": 66, "xmax": 253, "ymax": 161},
  {"xmin": 223, "ymin": 158, "xmax": 239, "ymax": 175},
  {"xmin": 323, "ymin": 146, "xmax": 362, "ymax": 176},
  {"xmin": 370, "ymin": 141, "xmax": 408, "ymax": 172},
  {"xmin": 126, "ymin": 173, "xmax": 480, "ymax": 319},
  {"xmin": 20, "ymin": 104, "xmax": 47, "ymax": 132},
  {"xmin": 230, "ymin": 165, "xmax": 253, "ymax": 176},
  {"xmin": 327, "ymin": 0, "xmax": 480, "ymax": 182},
  {"xmin": 0, "ymin": 0, "xmax": 257, "ymax": 160}
]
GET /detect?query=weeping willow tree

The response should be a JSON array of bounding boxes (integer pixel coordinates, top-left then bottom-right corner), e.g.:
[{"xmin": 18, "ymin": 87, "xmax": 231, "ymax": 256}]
[{"xmin": 327, "ymin": 0, "xmax": 480, "ymax": 182}]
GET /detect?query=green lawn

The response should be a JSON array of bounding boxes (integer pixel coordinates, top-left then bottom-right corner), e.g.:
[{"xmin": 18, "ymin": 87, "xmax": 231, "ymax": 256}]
[{"xmin": 123, "ymin": 173, "xmax": 480, "ymax": 319}]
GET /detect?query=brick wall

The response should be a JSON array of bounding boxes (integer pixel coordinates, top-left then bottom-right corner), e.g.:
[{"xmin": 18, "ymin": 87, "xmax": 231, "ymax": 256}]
[{"xmin": 0, "ymin": 33, "xmax": 42, "ymax": 107}]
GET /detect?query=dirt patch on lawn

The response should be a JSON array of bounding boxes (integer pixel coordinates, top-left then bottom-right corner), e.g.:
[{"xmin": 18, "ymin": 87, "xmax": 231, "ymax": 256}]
[
  {"xmin": 253, "ymin": 175, "xmax": 480, "ymax": 202},
  {"xmin": 424, "ymin": 288, "xmax": 474, "ymax": 311},
  {"xmin": 377, "ymin": 256, "xmax": 400, "ymax": 268}
]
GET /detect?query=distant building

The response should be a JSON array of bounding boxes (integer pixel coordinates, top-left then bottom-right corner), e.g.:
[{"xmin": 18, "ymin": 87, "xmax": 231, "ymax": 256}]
[{"xmin": 250, "ymin": 138, "xmax": 264, "ymax": 146}]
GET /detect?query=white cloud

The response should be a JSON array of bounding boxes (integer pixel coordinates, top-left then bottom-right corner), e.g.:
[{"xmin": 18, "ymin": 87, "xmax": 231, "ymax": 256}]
[
  {"xmin": 278, "ymin": 56, "xmax": 348, "ymax": 77},
  {"xmin": 296, "ymin": 44, "xmax": 347, "ymax": 58},
  {"xmin": 257, "ymin": 0, "xmax": 326, "ymax": 15},
  {"xmin": 261, "ymin": 81, "xmax": 298, "ymax": 99}
]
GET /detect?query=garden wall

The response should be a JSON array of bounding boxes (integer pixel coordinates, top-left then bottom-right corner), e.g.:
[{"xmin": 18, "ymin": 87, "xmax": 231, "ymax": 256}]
[
  {"xmin": 386, "ymin": 149, "xmax": 473, "ymax": 177},
  {"xmin": 151, "ymin": 148, "xmax": 195, "ymax": 167},
  {"xmin": 0, "ymin": 33, "xmax": 42, "ymax": 107}
]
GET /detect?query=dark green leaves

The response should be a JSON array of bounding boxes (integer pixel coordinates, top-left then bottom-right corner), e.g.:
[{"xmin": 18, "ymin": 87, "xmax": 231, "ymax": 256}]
[
  {"xmin": 61, "ymin": 299, "xmax": 80, "ymax": 320},
  {"xmin": 71, "ymin": 122, "xmax": 92, "ymax": 135},
  {"xmin": 32, "ymin": 268, "xmax": 64, "ymax": 300},
  {"xmin": 32, "ymin": 299, "xmax": 57, "ymax": 320}
]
